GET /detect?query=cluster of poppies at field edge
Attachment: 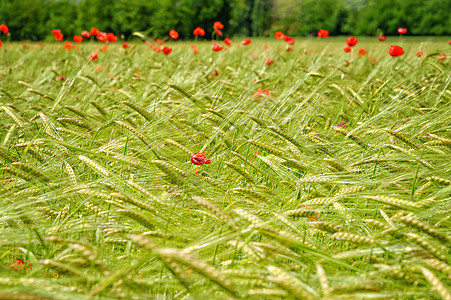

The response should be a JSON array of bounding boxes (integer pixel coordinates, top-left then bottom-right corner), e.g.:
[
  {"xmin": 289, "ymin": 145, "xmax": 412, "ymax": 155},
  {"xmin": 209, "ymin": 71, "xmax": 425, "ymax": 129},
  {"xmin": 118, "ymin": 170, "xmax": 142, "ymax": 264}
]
[{"xmin": 0, "ymin": 21, "xmax": 449, "ymax": 62}]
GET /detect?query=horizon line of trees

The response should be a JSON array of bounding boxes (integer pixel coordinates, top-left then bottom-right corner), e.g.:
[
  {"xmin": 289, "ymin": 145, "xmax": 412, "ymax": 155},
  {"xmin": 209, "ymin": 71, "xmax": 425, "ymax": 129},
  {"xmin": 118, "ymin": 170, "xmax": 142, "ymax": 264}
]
[{"xmin": 0, "ymin": 0, "xmax": 449, "ymax": 41}]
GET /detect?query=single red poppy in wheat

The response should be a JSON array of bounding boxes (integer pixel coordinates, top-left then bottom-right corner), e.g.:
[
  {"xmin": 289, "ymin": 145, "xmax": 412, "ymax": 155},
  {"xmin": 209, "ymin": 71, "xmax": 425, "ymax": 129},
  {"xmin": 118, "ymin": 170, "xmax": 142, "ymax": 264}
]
[
  {"xmin": 0, "ymin": 24, "xmax": 8, "ymax": 34},
  {"xmin": 224, "ymin": 38, "xmax": 232, "ymax": 46},
  {"xmin": 318, "ymin": 29, "xmax": 329, "ymax": 38},
  {"xmin": 73, "ymin": 35, "xmax": 83, "ymax": 43},
  {"xmin": 264, "ymin": 58, "xmax": 273, "ymax": 66},
  {"xmin": 81, "ymin": 30, "xmax": 90, "ymax": 38},
  {"xmin": 162, "ymin": 46, "xmax": 172, "ymax": 55},
  {"xmin": 107, "ymin": 33, "xmax": 117, "ymax": 42},
  {"xmin": 191, "ymin": 152, "xmax": 211, "ymax": 165},
  {"xmin": 169, "ymin": 30, "xmax": 179, "ymax": 39},
  {"xmin": 90, "ymin": 53, "xmax": 98, "ymax": 60},
  {"xmin": 241, "ymin": 38, "xmax": 251, "ymax": 45},
  {"xmin": 416, "ymin": 51, "xmax": 423, "ymax": 57},
  {"xmin": 346, "ymin": 36, "xmax": 358, "ymax": 46},
  {"xmin": 284, "ymin": 36, "xmax": 294, "ymax": 45},
  {"xmin": 123, "ymin": 42, "xmax": 130, "ymax": 48},
  {"xmin": 358, "ymin": 48, "xmax": 368, "ymax": 57},
  {"xmin": 64, "ymin": 42, "xmax": 72, "ymax": 50},
  {"xmin": 155, "ymin": 38, "xmax": 164, "ymax": 45},
  {"xmin": 437, "ymin": 54, "xmax": 446, "ymax": 62},
  {"xmin": 388, "ymin": 45, "xmax": 404, "ymax": 57},
  {"xmin": 212, "ymin": 44, "xmax": 223, "ymax": 51},
  {"xmin": 398, "ymin": 27, "xmax": 407, "ymax": 35},
  {"xmin": 253, "ymin": 87, "xmax": 270, "ymax": 99},
  {"xmin": 212, "ymin": 70, "xmax": 219, "ymax": 76},
  {"xmin": 378, "ymin": 35, "xmax": 386, "ymax": 41},
  {"xmin": 193, "ymin": 27, "xmax": 205, "ymax": 36},
  {"xmin": 191, "ymin": 44, "xmax": 199, "ymax": 54},
  {"xmin": 274, "ymin": 32, "xmax": 285, "ymax": 39},
  {"xmin": 90, "ymin": 28, "xmax": 100, "ymax": 36},
  {"xmin": 52, "ymin": 29, "xmax": 63, "ymax": 41},
  {"xmin": 343, "ymin": 45, "xmax": 351, "ymax": 52}
]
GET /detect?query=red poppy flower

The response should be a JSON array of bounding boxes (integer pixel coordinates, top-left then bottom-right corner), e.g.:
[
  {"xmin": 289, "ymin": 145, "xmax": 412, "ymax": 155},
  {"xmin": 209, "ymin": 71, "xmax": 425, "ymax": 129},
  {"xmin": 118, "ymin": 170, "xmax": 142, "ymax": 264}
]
[
  {"xmin": 97, "ymin": 32, "xmax": 108, "ymax": 43},
  {"xmin": 122, "ymin": 42, "xmax": 130, "ymax": 48},
  {"xmin": 388, "ymin": 45, "xmax": 404, "ymax": 57},
  {"xmin": 73, "ymin": 35, "xmax": 83, "ymax": 43},
  {"xmin": 212, "ymin": 43, "xmax": 223, "ymax": 51},
  {"xmin": 155, "ymin": 38, "xmax": 164, "ymax": 45},
  {"xmin": 241, "ymin": 38, "xmax": 251, "ymax": 45},
  {"xmin": 398, "ymin": 27, "xmax": 407, "ymax": 35},
  {"xmin": 90, "ymin": 53, "xmax": 98, "ymax": 60},
  {"xmin": 358, "ymin": 48, "xmax": 368, "ymax": 57},
  {"xmin": 0, "ymin": 24, "xmax": 8, "ymax": 34},
  {"xmin": 437, "ymin": 54, "xmax": 446, "ymax": 62},
  {"xmin": 52, "ymin": 29, "xmax": 63, "ymax": 41},
  {"xmin": 264, "ymin": 58, "xmax": 273, "ymax": 66},
  {"xmin": 213, "ymin": 22, "xmax": 224, "ymax": 36},
  {"xmin": 275, "ymin": 31, "xmax": 285, "ymax": 39},
  {"xmin": 81, "ymin": 30, "xmax": 90, "ymax": 38},
  {"xmin": 378, "ymin": 35, "xmax": 386, "ymax": 41},
  {"xmin": 191, "ymin": 152, "xmax": 211, "ymax": 165},
  {"xmin": 107, "ymin": 33, "xmax": 117, "ymax": 42},
  {"xmin": 284, "ymin": 36, "xmax": 294, "ymax": 45},
  {"xmin": 449, "ymin": 40, "xmax": 451, "ymax": 45},
  {"xmin": 343, "ymin": 45, "xmax": 351, "ymax": 52},
  {"xmin": 64, "ymin": 42, "xmax": 72, "ymax": 50},
  {"xmin": 162, "ymin": 46, "xmax": 172, "ymax": 55},
  {"xmin": 224, "ymin": 38, "xmax": 232, "ymax": 46},
  {"xmin": 58, "ymin": 76, "xmax": 66, "ymax": 81},
  {"xmin": 318, "ymin": 29, "xmax": 329, "ymax": 38},
  {"xmin": 416, "ymin": 51, "xmax": 423, "ymax": 57},
  {"xmin": 213, "ymin": 21, "xmax": 224, "ymax": 30},
  {"xmin": 346, "ymin": 36, "xmax": 358, "ymax": 47},
  {"xmin": 90, "ymin": 28, "xmax": 100, "ymax": 36},
  {"xmin": 285, "ymin": 46, "xmax": 292, "ymax": 52},
  {"xmin": 0, "ymin": 40, "xmax": 2, "ymax": 48},
  {"xmin": 212, "ymin": 70, "xmax": 218, "ymax": 76},
  {"xmin": 193, "ymin": 27, "xmax": 205, "ymax": 36},
  {"xmin": 253, "ymin": 87, "xmax": 270, "ymax": 99},
  {"xmin": 169, "ymin": 29, "xmax": 179, "ymax": 39}
]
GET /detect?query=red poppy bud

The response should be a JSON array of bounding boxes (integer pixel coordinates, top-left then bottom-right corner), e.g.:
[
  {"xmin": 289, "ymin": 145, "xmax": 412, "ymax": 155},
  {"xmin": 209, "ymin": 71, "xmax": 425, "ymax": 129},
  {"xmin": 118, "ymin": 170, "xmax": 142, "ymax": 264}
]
[
  {"xmin": 212, "ymin": 70, "xmax": 218, "ymax": 76},
  {"xmin": 388, "ymin": 45, "xmax": 404, "ymax": 57},
  {"xmin": 275, "ymin": 31, "xmax": 285, "ymax": 39},
  {"xmin": 73, "ymin": 35, "xmax": 83, "ymax": 43},
  {"xmin": 346, "ymin": 36, "xmax": 358, "ymax": 47},
  {"xmin": 224, "ymin": 38, "xmax": 232, "ymax": 46},
  {"xmin": 212, "ymin": 44, "xmax": 223, "ymax": 51},
  {"xmin": 169, "ymin": 30, "xmax": 179, "ymax": 39}
]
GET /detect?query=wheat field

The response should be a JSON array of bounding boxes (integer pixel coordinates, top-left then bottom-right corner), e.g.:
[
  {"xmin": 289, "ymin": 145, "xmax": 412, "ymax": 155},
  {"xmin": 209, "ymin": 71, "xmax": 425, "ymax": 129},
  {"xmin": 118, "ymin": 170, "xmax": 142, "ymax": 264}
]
[{"xmin": 0, "ymin": 37, "xmax": 449, "ymax": 299}]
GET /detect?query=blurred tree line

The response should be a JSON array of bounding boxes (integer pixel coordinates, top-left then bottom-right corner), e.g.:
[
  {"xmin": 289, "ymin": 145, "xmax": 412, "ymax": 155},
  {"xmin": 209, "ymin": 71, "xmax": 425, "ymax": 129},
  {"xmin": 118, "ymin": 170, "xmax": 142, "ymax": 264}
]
[{"xmin": 0, "ymin": 0, "xmax": 449, "ymax": 41}]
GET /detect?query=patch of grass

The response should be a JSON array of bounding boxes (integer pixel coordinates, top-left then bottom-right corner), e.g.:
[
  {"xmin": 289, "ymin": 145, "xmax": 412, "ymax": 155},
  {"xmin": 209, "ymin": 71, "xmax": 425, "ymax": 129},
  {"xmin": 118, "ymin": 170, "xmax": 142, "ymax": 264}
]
[{"xmin": 0, "ymin": 38, "xmax": 449, "ymax": 299}]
